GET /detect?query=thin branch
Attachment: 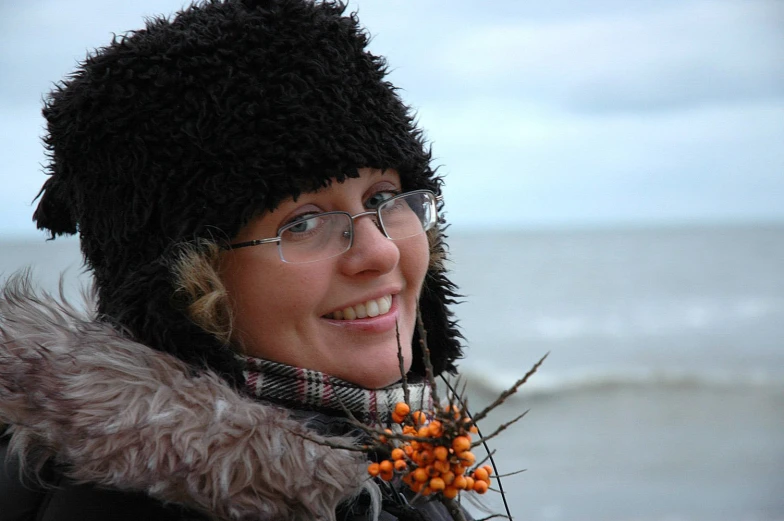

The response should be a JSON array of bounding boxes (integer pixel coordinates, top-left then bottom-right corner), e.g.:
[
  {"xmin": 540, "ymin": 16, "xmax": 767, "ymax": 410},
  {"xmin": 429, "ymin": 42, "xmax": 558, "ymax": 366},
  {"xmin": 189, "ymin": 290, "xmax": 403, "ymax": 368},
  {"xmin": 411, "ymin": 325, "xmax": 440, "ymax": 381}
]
[
  {"xmin": 443, "ymin": 498, "xmax": 469, "ymax": 521},
  {"xmin": 415, "ymin": 305, "xmax": 440, "ymax": 406},
  {"xmin": 472, "ymin": 410, "xmax": 529, "ymax": 447},
  {"xmin": 395, "ymin": 320, "xmax": 410, "ymax": 405},
  {"xmin": 493, "ymin": 469, "xmax": 526, "ymax": 479},
  {"xmin": 473, "ymin": 449, "xmax": 497, "ymax": 469},
  {"xmin": 470, "ymin": 353, "xmax": 548, "ymax": 425}
]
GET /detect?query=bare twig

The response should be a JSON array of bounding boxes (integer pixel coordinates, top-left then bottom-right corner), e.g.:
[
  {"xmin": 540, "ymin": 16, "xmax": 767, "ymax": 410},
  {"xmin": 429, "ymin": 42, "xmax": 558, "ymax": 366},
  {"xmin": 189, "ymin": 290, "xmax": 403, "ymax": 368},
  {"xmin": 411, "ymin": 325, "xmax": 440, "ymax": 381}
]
[
  {"xmin": 471, "ymin": 410, "xmax": 529, "ymax": 447},
  {"xmin": 395, "ymin": 321, "xmax": 410, "ymax": 405},
  {"xmin": 470, "ymin": 353, "xmax": 548, "ymax": 425},
  {"xmin": 415, "ymin": 306, "xmax": 440, "ymax": 405},
  {"xmin": 493, "ymin": 469, "xmax": 526, "ymax": 479},
  {"xmin": 443, "ymin": 498, "xmax": 469, "ymax": 521},
  {"xmin": 283, "ymin": 427, "xmax": 371, "ymax": 453}
]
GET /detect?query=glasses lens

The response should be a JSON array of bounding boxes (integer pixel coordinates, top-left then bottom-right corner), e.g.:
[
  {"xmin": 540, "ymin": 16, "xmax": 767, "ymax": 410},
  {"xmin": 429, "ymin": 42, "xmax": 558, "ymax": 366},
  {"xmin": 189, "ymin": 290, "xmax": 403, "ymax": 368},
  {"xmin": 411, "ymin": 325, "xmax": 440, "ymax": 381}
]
[
  {"xmin": 379, "ymin": 191, "xmax": 436, "ymax": 240},
  {"xmin": 278, "ymin": 213, "xmax": 352, "ymax": 263}
]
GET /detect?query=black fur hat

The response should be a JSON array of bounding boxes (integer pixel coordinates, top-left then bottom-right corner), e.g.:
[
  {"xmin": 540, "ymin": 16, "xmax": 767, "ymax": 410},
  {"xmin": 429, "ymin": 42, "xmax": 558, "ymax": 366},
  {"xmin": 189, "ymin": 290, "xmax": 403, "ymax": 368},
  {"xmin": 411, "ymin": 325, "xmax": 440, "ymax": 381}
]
[{"xmin": 34, "ymin": 0, "xmax": 462, "ymax": 385}]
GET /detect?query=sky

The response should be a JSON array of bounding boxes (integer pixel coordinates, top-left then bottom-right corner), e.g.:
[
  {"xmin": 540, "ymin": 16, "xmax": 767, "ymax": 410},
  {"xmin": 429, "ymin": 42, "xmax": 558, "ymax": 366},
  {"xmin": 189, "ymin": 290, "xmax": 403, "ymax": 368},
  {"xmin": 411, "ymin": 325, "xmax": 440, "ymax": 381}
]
[{"xmin": 1, "ymin": 0, "xmax": 782, "ymax": 238}]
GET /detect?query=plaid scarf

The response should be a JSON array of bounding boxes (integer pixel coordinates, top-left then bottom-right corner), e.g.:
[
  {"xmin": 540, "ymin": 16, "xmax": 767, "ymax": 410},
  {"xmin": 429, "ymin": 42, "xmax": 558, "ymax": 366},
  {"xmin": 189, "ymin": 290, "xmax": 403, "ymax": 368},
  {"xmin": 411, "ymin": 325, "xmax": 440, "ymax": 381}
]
[{"xmin": 241, "ymin": 356, "xmax": 432, "ymax": 426}]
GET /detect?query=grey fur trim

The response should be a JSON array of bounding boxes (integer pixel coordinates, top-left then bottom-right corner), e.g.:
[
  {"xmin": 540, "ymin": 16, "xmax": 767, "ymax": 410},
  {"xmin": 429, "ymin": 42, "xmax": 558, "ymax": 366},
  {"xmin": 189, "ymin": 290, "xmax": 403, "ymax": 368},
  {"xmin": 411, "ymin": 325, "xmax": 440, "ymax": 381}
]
[{"xmin": 0, "ymin": 274, "xmax": 367, "ymax": 520}]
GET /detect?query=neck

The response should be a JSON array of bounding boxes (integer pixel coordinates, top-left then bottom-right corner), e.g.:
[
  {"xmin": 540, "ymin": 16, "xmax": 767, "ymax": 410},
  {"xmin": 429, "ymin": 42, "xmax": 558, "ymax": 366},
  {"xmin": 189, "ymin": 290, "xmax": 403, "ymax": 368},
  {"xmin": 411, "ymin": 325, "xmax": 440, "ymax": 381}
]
[{"xmin": 240, "ymin": 356, "xmax": 432, "ymax": 425}]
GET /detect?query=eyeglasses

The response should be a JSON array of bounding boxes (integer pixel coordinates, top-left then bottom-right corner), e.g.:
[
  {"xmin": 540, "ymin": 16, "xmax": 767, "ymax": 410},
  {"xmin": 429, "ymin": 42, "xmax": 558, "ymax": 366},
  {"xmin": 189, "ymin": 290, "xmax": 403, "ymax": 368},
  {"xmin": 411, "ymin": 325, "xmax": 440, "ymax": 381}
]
[{"xmin": 227, "ymin": 190, "xmax": 440, "ymax": 263}]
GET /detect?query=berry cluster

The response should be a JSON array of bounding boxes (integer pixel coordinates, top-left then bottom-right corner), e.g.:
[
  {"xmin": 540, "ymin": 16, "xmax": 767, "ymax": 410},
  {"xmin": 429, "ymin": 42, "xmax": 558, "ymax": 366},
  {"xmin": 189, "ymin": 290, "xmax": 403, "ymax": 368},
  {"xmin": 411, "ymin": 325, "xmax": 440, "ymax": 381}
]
[{"xmin": 367, "ymin": 402, "xmax": 493, "ymax": 499}]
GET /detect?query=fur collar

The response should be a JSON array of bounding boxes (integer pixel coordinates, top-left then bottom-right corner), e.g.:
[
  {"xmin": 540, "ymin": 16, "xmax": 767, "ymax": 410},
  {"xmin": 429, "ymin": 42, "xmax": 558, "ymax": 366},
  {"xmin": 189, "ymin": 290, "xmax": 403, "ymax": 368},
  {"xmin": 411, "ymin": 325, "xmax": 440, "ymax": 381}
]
[{"xmin": 0, "ymin": 275, "xmax": 372, "ymax": 521}]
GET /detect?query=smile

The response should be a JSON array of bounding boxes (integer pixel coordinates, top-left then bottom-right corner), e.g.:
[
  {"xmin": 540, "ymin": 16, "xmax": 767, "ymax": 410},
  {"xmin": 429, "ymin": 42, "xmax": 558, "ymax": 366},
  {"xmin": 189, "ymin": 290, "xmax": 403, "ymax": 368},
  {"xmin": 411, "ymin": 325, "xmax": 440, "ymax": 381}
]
[{"xmin": 324, "ymin": 295, "xmax": 393, "ymax": 320}]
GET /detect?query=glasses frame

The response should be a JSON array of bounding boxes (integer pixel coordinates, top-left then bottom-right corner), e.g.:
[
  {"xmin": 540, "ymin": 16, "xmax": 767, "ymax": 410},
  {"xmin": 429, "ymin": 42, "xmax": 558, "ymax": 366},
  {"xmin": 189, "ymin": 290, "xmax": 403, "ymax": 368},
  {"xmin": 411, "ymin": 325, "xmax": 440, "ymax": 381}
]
[{"xmin": 226, "ymin": 189, "xmax": 442, "ymax": 263}]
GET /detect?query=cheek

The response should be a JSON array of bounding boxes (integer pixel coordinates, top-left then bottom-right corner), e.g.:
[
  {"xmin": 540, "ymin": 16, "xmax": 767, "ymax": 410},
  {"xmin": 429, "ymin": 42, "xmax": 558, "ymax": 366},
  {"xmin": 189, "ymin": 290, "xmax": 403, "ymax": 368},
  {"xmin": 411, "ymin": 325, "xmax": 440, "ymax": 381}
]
[
  {"xmin": 222, "ymin": 260, "xmax": 327, "ymax": 338},
  {"xmin": 402, "ymin": 234, "xmax": 431, "ymax": 290}
]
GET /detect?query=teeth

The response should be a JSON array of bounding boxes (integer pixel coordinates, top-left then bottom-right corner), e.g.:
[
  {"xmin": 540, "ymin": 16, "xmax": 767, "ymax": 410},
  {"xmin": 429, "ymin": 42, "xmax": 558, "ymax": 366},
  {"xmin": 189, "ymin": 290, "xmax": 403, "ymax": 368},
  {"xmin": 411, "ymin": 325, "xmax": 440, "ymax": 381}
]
[
  {"xmin": 366, "ymin": 300, "xmax": 379, "ymax": 317},
  {"xmin": 329, "ymin": 295, "xmax": 392, "ymax": 320}
]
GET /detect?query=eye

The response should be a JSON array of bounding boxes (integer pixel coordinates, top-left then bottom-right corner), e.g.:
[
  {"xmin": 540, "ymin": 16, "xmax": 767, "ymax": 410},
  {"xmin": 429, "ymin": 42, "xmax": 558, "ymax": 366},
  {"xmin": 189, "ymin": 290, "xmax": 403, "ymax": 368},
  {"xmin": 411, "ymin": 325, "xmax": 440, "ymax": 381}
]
[
  {"xmin": 365, "ymin": 191, "xmax": 398, "ymax": 210},
  {"xmin": 283, "ymin": 213, "xmax": 320, "ymax": 234}
]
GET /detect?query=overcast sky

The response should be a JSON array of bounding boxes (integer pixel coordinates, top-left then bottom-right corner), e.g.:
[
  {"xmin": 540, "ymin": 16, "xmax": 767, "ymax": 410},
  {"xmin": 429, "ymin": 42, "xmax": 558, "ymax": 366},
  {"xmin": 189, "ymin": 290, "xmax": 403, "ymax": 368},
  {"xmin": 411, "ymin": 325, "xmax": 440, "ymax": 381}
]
[{"xmin": 1, "ymin": 0, "xmax": 782, "ymax": 238}]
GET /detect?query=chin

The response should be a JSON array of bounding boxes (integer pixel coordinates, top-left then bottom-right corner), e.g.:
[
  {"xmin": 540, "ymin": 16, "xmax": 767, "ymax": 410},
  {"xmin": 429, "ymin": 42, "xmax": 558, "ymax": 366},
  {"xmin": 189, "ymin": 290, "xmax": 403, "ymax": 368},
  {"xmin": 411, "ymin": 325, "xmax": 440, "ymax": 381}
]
[{"xmin": 350, "ymin": 354, "xmax": 413, "ymax": 389}]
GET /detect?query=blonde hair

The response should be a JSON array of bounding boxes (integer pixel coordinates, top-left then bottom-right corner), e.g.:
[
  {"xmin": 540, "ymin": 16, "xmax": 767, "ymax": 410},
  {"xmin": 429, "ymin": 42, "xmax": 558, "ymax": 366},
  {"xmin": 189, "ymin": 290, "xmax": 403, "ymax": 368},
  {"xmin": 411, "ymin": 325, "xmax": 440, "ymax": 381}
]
[{"xmin": 172, "ymin": 240, "xmax": 234, "ymax": 345}]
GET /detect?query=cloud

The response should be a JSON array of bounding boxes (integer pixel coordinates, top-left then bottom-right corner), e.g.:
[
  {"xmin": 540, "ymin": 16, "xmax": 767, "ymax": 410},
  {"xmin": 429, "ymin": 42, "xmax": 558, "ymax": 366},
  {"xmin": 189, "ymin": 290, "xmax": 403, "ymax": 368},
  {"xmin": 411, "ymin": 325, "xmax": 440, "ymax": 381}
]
[
  {"xmin": 425, "ymin": 99, "xmax": 784, "ymax": 228},
  {"xmin": 422, "ymin": 0, "xmax": 784, "ymax": 112},
  {"xmin": 1, "ymin": 0, "xmax": 782, "ymax": 237}
]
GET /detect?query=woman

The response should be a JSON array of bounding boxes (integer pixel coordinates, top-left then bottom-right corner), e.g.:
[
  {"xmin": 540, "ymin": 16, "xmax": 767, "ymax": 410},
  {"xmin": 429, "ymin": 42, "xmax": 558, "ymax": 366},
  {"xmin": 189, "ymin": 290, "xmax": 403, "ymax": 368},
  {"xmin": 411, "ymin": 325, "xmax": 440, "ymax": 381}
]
[{"xmin": 0, "ymin": 1, "xmax": 465, "ymax": 520}]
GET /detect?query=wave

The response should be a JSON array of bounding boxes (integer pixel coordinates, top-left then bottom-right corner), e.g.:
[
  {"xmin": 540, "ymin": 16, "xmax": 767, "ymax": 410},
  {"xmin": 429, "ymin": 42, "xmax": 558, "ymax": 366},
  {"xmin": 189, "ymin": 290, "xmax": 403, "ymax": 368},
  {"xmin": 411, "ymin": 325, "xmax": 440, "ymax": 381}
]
[
  {"xmin": 455, "ymin": 364, "xmax": 784, "ymax": 400},
  {"xmin": 468, "ymin": 296, "xmax": 784, "ymax": 341}
]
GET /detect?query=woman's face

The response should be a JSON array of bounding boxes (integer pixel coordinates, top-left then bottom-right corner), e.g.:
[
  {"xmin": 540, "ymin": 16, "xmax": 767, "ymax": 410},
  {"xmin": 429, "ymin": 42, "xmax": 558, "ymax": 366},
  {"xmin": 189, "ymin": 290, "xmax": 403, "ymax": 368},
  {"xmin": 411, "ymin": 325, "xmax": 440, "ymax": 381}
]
[{"xmin": 220, "ymin": 168, "xmax": 429, "ymax": 389}]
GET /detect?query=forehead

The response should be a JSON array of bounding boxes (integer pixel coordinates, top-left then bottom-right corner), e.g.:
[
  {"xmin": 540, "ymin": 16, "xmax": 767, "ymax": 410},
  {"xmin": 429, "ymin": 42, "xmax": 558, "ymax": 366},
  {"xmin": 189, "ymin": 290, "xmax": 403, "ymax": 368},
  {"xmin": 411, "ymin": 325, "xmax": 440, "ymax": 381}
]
[{"xmin": 234, "ymin": 169, "xmax": 400, "ymax": 239}]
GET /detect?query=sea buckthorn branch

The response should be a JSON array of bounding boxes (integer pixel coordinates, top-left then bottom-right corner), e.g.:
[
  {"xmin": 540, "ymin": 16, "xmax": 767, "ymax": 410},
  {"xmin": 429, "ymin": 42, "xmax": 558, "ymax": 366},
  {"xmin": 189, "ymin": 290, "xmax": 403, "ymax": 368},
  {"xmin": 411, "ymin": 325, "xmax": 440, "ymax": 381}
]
[
  {"xmin": 395, "ymin": 321, "xmax": 411, "ymax": 405},
  {"xmin": 470, "ymin": 410, "xmax": 530, "ymax": 449},
  {"xmin": 468, "ymin": 353, "xmax": 548, "ymax": 426},
  {"xmin": 415, "ymin": 307, "xmax": 441, "ymax": 405}
]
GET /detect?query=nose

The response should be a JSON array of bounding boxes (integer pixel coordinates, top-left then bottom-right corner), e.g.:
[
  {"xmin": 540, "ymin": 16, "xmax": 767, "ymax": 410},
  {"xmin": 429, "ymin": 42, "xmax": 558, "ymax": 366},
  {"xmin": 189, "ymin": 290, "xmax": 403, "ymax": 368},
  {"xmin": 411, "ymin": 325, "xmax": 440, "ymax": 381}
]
[{"xmin": 339, "ymin": 212, "xmax": 399, "ymax": 276}]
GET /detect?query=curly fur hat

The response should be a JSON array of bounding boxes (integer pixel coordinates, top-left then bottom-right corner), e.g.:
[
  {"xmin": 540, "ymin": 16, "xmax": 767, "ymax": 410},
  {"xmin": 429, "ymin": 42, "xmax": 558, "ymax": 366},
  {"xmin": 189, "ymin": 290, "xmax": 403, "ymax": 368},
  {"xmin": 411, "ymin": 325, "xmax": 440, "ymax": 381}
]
[{"xmin": 33, "ymin": 0, "xmax": 462, "ymax": 385}]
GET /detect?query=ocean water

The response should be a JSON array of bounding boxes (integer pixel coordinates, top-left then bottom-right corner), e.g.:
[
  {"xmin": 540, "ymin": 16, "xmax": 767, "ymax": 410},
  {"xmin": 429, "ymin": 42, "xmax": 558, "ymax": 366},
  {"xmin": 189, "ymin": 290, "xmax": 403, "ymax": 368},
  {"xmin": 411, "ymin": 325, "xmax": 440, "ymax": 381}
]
[{"xmin": 2, "ymin": 225, "xmax": 783, "ymax": 521}]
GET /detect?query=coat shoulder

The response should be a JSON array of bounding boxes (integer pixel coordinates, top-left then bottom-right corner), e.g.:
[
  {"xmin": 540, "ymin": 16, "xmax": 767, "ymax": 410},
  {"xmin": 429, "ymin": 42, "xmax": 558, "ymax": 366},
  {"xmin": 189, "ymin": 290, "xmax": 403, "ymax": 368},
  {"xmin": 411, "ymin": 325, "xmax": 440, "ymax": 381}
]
[{"xmin": 0, "ymin": 435, "xmax": 206, "ymax": 521}]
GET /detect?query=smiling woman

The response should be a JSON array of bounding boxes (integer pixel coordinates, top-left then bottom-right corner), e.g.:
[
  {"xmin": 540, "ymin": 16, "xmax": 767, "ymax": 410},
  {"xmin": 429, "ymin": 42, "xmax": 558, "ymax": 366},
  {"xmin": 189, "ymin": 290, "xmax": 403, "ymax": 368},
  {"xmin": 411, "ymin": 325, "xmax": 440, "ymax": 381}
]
[{"xmin": 0, "ymin": 1, "xmax": 465, "ymax": 520}]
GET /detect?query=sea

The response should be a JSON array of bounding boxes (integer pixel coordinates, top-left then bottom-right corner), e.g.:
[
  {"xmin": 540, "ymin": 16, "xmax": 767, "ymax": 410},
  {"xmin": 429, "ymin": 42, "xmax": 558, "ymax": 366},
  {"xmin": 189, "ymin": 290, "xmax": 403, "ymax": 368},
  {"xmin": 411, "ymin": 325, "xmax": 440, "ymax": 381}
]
[{"xmin": 2, "ymin": 224, "xmax": 783, "ymax": 521}]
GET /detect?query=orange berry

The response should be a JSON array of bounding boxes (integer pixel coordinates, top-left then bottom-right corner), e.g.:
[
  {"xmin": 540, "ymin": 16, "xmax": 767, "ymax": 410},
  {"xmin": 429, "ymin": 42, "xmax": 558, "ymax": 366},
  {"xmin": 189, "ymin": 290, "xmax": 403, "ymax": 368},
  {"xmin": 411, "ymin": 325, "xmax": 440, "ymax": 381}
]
[
  {"xmin": 391, "ymin": 412, "xmax": 405, "ymax": 424},
  {"xmin": 433, "ymin": 446, "xmax": 449, "ymax": 461},
  {"xmin": 473, "ymin": 467, "xmax": 489, "ymax": 482},
  {"xmin": 427, "ymin": 465, "xmax": 440, "ymax": 477},
  {"xmin": 419, "ymin": 450, "xmax": 434, "ymax": 465},
  {"xmin": 443, "ymin": 486, "xmax": 459, "ymax": 499},
  {"xmin": 434, "ymin": 460, "xmax": 451, "ymax": 474},
  {"xmin": 367, "ymin": 463, "xmax": 380, "ymax": 477},
  {"xmin": 403, "ymin": 425, "xmax": 417, "ymax": 435},
  {"xmin": 412, "ymin": 410, "xmax": 427, "ymax": 425},
  {"xmin": 453, "ymin": 464, "xmax": 466, "ymax": 475},
  {"xmin": 473, "ymin": 479, "xmax": 489, "ymax": 494},
  {"xmin": 379, "ymin": 460, "xmax": 393, "ymax": 473},
  {"xmin": 394, "ymin": 459, "xmax": 408, "ymax": 472},
  {"xmin": 469, "ymin": 425, "xmax": 479, "ymax": 434},
  {"xmin": 413, "ymin": 468, "xmax": 429, "ymax": 483},
  {"xmin": 441, "ymin": 470, "xmax": 455, "ymax": 485},
  {"xmin": 380, "ymin": 469, "xmax": 394, "ymax": 482},
  {"xmin": 418, "ymin": 426, "xmax": 430, "ymax": 438},
  {"xmin": 391, "ymin": 448, "xmax": 405, "ymax": 461},
  {"xmin": 452, "ymin": 475, "xmax": 468, "ymax": 489},
  {"xmin": 482, "ymin": 464, "xmax": 493, "ymax": 476},
  {"xmin": 422, "ymin": 486, "xmax": 433, "ymax": 496},
  {"xmin": 457, "ymin": 451, "xmax": 475, "ymax": 466},
  {"xmin": 429, "ymin": 477, "xmax": 446, "ymax": 491},
  {"xmin": 404, "ymin": 445, "xmax": 414, "ymax": 456},
  {"xmin": 452, "ymin": 436, "xmax": 471, "ymax": 453},
  {"xmin": 411, "ymin": 481, "xmax": 423, "ymax": 494},
  {"xmin": 464, "ymin": 476, "xmax": 475, "ymax": 490},
  {"xmin": 428, "ymin": 420, "xmax": 443, "ymax": 437},
  {"xmin": 394, "ymin": 402, "xmax": 411, "ymax": 417}
]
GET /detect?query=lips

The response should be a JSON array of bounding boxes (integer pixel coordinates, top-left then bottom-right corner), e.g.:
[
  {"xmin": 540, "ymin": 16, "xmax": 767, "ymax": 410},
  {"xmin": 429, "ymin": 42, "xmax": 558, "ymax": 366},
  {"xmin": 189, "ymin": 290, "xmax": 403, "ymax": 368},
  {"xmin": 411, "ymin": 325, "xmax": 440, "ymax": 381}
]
[{"xmin": 324, "ymin": 295, "xmax": 393, "ymax": 320}]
